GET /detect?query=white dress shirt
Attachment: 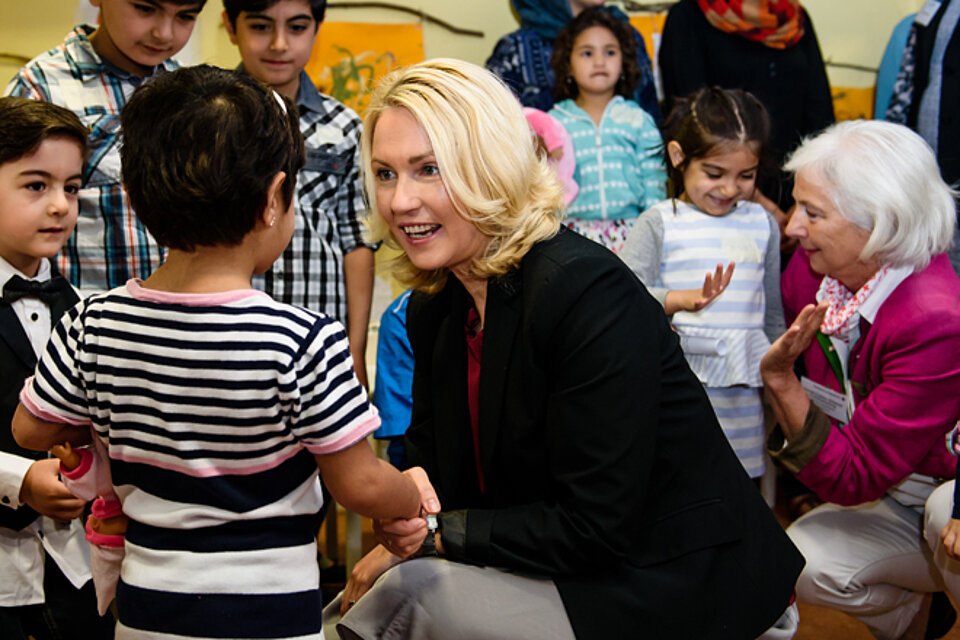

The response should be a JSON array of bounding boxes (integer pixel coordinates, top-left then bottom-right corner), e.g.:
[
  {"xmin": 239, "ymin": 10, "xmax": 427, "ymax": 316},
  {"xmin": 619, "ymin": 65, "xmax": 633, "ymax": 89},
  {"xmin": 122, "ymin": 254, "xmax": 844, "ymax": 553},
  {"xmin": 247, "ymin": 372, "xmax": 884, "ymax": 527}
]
[{"xmin": 0, "ymin": 256, "xmax": 91, "ymax": 606}]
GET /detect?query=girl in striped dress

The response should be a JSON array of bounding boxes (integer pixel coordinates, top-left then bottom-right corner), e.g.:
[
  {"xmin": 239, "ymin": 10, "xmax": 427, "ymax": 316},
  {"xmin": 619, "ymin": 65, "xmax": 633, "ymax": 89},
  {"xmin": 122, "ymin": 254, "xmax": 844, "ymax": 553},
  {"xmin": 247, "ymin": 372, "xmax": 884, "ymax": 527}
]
[{"xmin": 621, "ymin": 87, "xmax": 785, "ymax": 478}]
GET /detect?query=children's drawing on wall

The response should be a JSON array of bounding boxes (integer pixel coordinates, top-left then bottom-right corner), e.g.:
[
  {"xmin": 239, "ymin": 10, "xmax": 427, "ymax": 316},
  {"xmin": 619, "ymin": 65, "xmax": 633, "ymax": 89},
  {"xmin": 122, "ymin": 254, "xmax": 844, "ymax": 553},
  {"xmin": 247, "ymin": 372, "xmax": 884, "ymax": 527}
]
[{"xmin": 305, "ymin": 22, "xmax": 424, "ymax": 115}]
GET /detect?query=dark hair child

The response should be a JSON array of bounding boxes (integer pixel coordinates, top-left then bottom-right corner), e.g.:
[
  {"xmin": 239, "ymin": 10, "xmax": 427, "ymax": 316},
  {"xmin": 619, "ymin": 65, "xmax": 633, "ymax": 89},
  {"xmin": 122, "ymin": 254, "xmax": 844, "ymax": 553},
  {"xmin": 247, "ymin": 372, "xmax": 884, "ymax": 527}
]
[{"xmin": 14, "ymin": 65, "xmax": 422, "ymax": 640}]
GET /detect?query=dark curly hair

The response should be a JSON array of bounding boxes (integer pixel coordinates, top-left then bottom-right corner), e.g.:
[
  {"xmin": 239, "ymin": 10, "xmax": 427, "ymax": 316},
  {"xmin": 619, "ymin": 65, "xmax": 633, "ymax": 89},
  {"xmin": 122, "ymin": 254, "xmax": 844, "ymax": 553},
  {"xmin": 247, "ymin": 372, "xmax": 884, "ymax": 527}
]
[
  {"xmin": 663, "ymin": 87, "xmax": 772, "ymax": 199},
  {"xmin": 120, "ymin": 65, "xmax": 305, "ymax": 251},
  {"xmin": 551, "ymin": 7, "xmax": 640, "ymax": 103}
]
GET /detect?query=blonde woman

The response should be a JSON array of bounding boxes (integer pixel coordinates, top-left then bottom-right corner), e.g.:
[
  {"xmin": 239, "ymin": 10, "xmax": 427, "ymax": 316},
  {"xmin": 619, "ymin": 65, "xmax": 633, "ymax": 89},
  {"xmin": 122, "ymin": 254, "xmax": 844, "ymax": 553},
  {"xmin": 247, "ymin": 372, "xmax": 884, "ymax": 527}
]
[{"xmin": 330, "ymin": 59, "xmax": 802, "ymax": 640}]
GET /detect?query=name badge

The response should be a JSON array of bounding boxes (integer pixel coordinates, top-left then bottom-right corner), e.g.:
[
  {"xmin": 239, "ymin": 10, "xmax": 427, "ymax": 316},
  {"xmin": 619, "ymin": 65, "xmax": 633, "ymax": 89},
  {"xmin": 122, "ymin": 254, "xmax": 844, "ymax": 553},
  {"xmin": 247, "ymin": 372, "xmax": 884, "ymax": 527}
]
[
  {"xmin": 801, "ymin": 376, "xmax": 849, "ymax": 425},
  {"xmin": 916, "ymin": 0, "xmax": 942, "ymax": 27}
]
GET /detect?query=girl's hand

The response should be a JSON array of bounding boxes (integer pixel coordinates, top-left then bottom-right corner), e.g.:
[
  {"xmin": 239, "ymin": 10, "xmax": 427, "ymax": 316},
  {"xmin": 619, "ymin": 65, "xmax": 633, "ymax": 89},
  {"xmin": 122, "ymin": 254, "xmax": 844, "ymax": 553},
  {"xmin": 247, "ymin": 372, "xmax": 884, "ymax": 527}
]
[
  {"xmin": 942, "ymin": 518, "xmax": 960, "ymax": 562},
  {"xmin": 761, "ymin": 302, "xmax": 828, "ymax": 388},
  {"xmin": 666, "ymin": 262, "xmax": 735, "ymax": 314},
  {"xmin": 340, "ymin": 544, "xmax": 404, "ymax": 616},
  {"xmin": 373, "ymin": 512, "xmax": 428, "ymax": 558},
  {"xmin": 696, "ymin": 262, "xmax": 735, "ymax": 311}
]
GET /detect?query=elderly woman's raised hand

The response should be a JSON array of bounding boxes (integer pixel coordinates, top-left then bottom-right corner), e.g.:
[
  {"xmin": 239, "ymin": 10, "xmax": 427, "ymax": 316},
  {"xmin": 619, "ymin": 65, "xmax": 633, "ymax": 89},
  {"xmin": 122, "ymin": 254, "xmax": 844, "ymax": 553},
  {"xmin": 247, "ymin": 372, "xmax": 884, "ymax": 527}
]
[{"xmin": 761, "ymin": 301, "xmax": 828, "ymax": 386}]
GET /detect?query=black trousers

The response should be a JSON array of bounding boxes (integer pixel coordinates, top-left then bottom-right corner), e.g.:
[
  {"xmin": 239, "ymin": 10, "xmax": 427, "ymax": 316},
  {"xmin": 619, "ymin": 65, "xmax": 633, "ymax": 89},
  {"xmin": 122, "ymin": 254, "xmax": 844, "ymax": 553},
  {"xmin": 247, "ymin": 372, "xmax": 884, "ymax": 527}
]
[{"xmin": 0, "ymin": 553, "xmax": 114, "ymax": 640}]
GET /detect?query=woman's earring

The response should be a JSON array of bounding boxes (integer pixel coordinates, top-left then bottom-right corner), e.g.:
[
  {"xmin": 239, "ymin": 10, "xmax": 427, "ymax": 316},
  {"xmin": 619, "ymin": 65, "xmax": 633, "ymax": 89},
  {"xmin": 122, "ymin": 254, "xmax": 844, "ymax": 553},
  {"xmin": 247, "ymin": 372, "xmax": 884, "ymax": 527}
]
[{"xmin": 269, "ymin": 217, "xmax": 276, "ymax": 228}]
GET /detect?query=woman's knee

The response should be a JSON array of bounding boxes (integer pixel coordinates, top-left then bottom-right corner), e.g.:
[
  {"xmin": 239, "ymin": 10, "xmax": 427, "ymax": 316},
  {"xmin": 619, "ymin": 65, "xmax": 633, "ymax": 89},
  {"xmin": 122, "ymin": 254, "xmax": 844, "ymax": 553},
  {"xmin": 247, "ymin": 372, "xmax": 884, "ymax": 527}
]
[{"xmin": 787, "ymin": 509, "xmax": 853, "ymax": 602}]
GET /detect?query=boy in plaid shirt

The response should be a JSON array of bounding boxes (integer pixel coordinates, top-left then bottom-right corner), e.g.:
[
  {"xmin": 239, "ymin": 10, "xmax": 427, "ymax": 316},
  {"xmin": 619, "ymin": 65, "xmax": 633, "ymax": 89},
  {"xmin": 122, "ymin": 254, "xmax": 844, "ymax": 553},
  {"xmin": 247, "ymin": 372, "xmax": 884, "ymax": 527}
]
[
  {"xmin": 4, "ymin": 0, "xmax": 207, "ymax": 294},
  {"xmin": 223, "ymin": 0, "xmax": 375, "ymax": 386}
]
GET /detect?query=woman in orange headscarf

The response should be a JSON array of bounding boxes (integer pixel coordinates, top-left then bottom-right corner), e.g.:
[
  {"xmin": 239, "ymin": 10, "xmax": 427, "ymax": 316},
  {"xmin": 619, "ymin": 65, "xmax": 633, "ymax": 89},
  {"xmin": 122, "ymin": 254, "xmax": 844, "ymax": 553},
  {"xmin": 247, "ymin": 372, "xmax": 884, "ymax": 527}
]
[{"xmin": 659, "ymin": 0, "xmax": 834, "ymax": 230}]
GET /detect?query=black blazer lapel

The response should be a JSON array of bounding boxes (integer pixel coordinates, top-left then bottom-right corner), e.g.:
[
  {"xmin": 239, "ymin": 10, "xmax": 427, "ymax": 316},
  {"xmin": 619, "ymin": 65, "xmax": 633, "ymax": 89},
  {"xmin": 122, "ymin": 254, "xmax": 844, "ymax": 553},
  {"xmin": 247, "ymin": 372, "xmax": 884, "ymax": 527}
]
[
  {"xmin": 0, "ymin": 304, "xmax": 36, "ymax": 371},
  {"xmin": 477, "ymin": 272, "xmax": 523, "ymax": 484},
  {"xmin": 0, "ymin": 305, "xmax": 42, "ymax": 530}
]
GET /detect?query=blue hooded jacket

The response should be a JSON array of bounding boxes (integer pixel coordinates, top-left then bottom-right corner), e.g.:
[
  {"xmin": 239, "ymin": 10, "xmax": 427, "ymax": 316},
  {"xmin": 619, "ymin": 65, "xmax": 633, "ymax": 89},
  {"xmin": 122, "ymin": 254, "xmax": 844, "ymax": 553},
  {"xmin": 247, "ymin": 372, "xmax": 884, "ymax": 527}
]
[{"xmin": 486, "ymin": 0, "xmax": 661, "ymax": 121}]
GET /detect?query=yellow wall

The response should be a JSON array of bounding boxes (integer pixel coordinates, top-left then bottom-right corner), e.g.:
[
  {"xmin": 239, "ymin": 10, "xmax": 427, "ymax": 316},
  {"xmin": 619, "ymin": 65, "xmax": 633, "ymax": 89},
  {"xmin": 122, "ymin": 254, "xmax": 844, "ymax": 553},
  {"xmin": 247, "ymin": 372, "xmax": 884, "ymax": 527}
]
[
  {"xmin": 804, "ymin": 0, "xmax": 925, "ymax": 88},
  {"xmin": 0, "ymin": 1, "xmax": 927, "ymax": 92}
]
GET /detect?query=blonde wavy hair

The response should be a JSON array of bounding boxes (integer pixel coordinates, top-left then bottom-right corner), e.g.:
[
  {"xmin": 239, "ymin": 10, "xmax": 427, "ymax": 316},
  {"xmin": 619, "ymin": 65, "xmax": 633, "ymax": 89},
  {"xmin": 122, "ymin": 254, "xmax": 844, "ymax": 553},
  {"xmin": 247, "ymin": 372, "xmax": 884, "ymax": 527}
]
[{"xmin": 361, "ymin": 58, "xmax": 565, "ymax": 292}]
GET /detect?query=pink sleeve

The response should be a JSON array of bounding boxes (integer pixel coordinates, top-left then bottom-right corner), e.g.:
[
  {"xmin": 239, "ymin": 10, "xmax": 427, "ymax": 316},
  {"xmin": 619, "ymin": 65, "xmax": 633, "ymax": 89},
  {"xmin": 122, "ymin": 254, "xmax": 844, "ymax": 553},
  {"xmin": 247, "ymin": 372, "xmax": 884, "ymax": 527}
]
[
  {"xmin": 795, "ymin": 267, "xmax": 960, "ymax": 504},
  {"xmin": 522, "ymin": 108, "xmax": 579, "ymax": 206}
]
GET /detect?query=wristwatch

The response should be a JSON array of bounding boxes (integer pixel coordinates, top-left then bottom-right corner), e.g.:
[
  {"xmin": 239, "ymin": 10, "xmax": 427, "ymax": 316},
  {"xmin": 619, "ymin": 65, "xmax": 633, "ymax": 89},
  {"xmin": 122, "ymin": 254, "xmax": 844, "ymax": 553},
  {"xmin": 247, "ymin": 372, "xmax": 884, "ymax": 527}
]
[{"xmin": 420, "ymin": 513, "xmax": 439, "ymax": 557}]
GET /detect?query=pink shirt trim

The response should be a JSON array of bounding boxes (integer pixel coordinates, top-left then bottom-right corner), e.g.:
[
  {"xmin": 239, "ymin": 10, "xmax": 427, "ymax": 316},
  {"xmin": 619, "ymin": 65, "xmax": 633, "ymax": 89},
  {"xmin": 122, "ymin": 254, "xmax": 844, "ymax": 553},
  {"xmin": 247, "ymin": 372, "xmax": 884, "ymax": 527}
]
[
  {"xmin": 108, "ymin": 413, "xmax": 377, "ymax": 477},
  {"xmin": 303, "ymin": 413, "xmax": 381, "ymax": 455},
  {"xmin": 125, "ymin": 279, "xmax": 271, "ymax": 306},
  {"xmin": 20, "ymin": 377, "xmax": 90, "ymax": 426}
]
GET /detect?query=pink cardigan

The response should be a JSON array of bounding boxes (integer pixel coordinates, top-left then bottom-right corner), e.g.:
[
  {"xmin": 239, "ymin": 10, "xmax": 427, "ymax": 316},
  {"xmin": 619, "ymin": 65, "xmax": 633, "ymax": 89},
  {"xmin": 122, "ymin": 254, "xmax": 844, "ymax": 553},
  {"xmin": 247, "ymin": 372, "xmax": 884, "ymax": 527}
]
[{"xmin": 781, "ymin": 249, "xmax": 960, "ymax": 505}]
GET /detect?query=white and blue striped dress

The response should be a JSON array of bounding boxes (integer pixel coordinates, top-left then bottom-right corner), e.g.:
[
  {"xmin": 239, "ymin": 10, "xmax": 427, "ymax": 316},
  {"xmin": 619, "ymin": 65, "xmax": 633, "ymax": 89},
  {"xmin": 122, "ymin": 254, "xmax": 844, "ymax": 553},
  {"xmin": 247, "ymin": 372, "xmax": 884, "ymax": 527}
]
[
  {"xmin": 623, "ymin": 199, "xmax": 784, "ymax": 477},
  {"xmin": 22, "ymin": 281, "xmax": 380, "ymax": 639}
]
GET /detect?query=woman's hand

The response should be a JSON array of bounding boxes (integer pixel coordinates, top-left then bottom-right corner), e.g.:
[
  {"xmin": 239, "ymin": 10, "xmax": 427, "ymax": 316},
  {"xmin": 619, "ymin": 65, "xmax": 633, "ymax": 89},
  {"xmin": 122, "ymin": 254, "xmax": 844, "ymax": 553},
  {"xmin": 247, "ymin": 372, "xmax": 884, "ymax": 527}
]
[
  {"xmin": 373, "ymin": 466, "xmax": 440, "ymax": 558},
  {"xmin": 761, "ymin": 301, "xmax": 827, "ymax": 440},
  {"xmin": 942, "ymin": 518, "xmax": 960, "ymax": 562},
  {"xmin": 340, "ymin": 544, "xmax": 404, "ymax": 616},
  {"xmin": 665, "ymin": 262, "xmax": 735, "ymax": 314},
  {"xmin": 761, "ymin": 301, "xmax": 828, "ymax": 388}
]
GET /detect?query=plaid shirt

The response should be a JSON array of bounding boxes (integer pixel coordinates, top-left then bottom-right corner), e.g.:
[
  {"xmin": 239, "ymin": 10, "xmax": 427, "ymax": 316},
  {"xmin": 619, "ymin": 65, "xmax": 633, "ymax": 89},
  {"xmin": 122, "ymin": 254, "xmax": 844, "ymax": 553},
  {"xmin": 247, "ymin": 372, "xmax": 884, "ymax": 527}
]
[
  {"xmin": 250, "ymin": 71, "xmax": 371, "ymax": 324},
  {"xmin": 4, "ymin": 25, "xmax": 175, "ymax": 293}
]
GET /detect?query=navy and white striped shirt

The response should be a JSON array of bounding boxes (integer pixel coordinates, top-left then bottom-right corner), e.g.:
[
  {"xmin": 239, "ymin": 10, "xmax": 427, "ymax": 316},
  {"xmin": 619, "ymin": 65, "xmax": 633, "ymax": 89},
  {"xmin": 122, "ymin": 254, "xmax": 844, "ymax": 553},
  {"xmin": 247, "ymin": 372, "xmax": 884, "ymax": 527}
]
[{"xmin": 23, "ymin": 281, "xmax": 379, "ymax": 639}]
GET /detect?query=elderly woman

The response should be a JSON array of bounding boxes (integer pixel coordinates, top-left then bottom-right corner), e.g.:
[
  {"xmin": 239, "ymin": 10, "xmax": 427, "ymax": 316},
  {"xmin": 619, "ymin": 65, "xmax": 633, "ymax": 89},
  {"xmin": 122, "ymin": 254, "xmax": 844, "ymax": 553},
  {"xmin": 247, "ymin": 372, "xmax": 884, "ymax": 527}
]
[
  {"xmin": 762, "ymin": 120, "xmax": 960, "ymax": 640},
  {"xmin": 326, "ymin": 58, "xmax": 802, "ymax": 640}
]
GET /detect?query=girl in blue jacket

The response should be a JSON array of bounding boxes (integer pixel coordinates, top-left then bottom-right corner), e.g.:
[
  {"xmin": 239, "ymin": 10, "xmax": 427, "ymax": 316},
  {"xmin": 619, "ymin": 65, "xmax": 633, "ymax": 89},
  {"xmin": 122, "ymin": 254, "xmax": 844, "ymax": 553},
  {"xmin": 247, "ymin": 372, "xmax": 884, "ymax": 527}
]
[{"xmin": 549, "ymin": 7, "xmax": 666, "ymax": 253}]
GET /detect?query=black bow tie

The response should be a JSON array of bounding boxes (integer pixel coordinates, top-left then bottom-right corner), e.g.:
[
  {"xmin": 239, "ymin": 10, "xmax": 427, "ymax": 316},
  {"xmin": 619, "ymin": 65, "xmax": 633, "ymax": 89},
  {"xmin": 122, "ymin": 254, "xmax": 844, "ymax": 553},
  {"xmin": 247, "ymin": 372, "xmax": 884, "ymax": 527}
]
[{"xmin": 1, "ymin": 274, "xmax": 73, "ymax": 306}]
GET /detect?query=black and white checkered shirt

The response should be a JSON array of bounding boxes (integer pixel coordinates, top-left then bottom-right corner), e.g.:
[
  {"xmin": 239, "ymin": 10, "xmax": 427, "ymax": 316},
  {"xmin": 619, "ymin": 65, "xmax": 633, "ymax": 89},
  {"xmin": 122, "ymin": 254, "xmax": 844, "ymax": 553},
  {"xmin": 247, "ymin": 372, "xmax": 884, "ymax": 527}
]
[{"xmin": 251, "ymin": 71, "xmax": 373, "ymax": 324}]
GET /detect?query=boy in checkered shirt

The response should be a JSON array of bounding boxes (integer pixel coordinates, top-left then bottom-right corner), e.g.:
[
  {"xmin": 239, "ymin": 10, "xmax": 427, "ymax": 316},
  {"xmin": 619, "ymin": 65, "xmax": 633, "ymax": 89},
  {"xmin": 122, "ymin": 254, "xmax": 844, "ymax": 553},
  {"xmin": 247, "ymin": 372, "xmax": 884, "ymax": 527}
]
[
  {"xmin": 4, "ymin": 0, "xmax": 206, "ymax": 294},
  {"xmin": 223, "ymin": 0, "xmax": 376, "ymax": 386}
]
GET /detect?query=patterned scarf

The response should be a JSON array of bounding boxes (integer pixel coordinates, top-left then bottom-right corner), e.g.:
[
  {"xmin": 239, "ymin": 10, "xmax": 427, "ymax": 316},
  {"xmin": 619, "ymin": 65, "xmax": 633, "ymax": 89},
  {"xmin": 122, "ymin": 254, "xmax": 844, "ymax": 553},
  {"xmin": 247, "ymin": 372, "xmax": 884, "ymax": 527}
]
[
  {"xmin": 697, "ymin": 0, "xmax": 806, "ymax": 49},
  {"xmin": 819, "ymin": 265, "xmax": 891, "ymax": 339}
]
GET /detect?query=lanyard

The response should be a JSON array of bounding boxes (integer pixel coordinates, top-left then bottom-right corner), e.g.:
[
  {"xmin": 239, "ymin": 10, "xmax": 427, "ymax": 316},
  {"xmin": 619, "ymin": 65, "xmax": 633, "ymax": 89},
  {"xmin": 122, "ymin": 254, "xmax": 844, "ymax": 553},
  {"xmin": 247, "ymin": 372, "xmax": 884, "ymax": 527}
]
[{"xmin": 815, "ymin": 330, "xmax": 845, "ymax": 393}]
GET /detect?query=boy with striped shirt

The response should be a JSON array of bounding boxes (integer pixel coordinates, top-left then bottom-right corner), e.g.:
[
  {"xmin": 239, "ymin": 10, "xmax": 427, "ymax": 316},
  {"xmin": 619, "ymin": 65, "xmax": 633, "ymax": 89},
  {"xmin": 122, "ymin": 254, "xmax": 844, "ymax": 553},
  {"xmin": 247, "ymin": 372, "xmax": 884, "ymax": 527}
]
[{"xmin": 12, "ymin": 66, "xmax": 423, "ymax": 640}]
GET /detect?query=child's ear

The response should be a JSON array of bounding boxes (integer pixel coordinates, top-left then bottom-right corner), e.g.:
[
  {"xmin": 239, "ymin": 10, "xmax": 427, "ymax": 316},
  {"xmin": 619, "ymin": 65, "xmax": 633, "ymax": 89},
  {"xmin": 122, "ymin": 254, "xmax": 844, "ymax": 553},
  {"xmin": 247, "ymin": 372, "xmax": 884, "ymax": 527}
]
[
  {"xmin": 222, "ymin": 11, "xmax": 239, "ymax": 44},
  {"xmin": 667, "ymin": 141, "xmax": 685, "ymax": 169},
  {"xmin": 261, "ymin": 171, "xmax": 288, "ymax": 228}
]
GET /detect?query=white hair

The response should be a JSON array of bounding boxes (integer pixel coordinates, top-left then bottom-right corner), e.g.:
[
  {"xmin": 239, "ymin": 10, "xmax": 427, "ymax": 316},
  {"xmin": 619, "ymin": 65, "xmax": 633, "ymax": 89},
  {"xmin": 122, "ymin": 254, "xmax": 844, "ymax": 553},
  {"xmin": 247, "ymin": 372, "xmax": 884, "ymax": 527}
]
[{"xmin": 785, "ymin": 119, "xmax": 957, "ymax": 270}]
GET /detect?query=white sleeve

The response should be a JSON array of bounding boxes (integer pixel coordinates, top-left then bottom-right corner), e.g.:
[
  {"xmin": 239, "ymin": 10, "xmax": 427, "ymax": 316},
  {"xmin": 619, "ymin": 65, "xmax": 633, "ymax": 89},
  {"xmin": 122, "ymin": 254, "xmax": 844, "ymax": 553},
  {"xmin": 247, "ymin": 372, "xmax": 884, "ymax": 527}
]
[{"xmin": 0, "ymin": 451, "xmax": 34, "ymax": 510}]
